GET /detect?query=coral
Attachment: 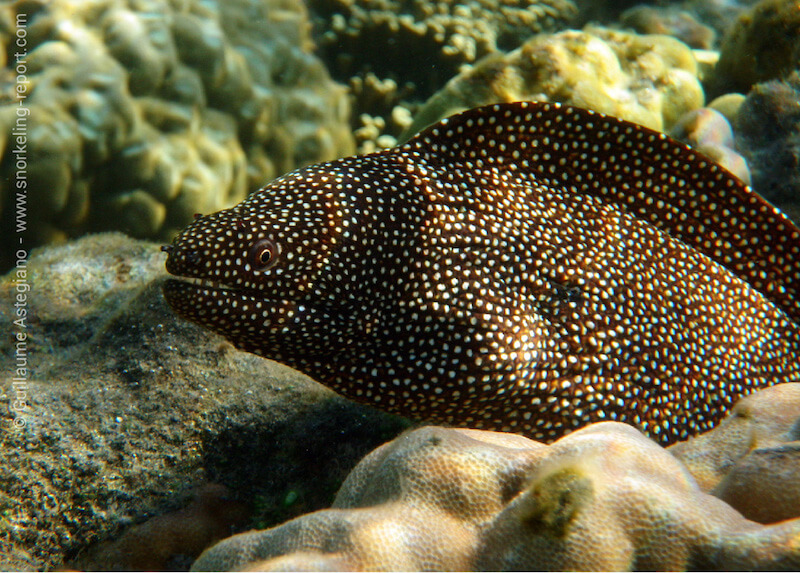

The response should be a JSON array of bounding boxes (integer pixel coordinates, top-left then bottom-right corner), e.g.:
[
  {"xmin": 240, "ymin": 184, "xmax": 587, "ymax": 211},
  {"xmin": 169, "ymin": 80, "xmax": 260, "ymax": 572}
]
[
  {"xmin": 669, "ymin": 107, "xmax": 751, "ymax": 183},
  {"xmin": 75, "ymin": 484, "xmax": 250, "ymax": 571},
  {"xmin": 669, "ymin": 384, "xmax": 800, "ymax": 524},
  {"xmin": 348, "ymin": 73, "xmax": 415, "ymax": 153},
  {"xmin": 191, "ymin": 426, "xmax": 544, "ymax": 571},
  {"xmin": 0, "ymin": 0, "xmax": 354, "ymax": 272},
  {"xmin": 707, "ymin": 0, "xmax": 800, "ymax": 97},
  {"xmin": 733, "ymin": 72, "xmax": 800, "ymax": 218},
  {"xmin": 307, "ymin": 0, "xmax": 577, "ymax": 99},
  {"xmin": 707, "ymin": 92, "xmax": 745, "ymax": 124},
  {"xmin": 402, "ymin": 26, "xmax": 704, "ymax": 139},
  {"xmin": 620, "ymin": 4, "xmax": 716, "ymax": 49},
  {"xmin": 191, "ymin": 408, "xmax": 800, "ymax": 571},
  {"xmin": 682, "ymin": 0, "xmax": 757, "ymax": 43}
]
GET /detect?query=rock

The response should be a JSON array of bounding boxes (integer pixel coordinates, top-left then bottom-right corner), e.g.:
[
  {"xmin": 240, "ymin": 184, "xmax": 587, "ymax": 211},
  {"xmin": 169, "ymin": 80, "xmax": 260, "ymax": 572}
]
[
  {"xmin": 620, "ymin": 5, "xmax": 716, "ymax": 49},
  {"xmin": 707, "ymin": 0, "xmax": 800, "ymax": 97},
  {"xmin": 74, "ymin": 483, "xmax": 250, "ymax": 571},
  {"xmin": 707, "ymin": 92, "xmax": 745, "ymax": 124},
  {"xmin": 733, "ymin": 71, "xmax": 800, "ymax": 221},
  {"xmin": 0, "ymin": 233, "xmax": 407, "ymax": 570},
  {"xmin": 669, "ymin": 107, "xmax": 751, "ymax": 184}
]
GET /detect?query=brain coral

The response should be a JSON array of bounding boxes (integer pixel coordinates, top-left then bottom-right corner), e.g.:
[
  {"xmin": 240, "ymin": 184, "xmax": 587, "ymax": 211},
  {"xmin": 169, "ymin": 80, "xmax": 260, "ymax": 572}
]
[
  {"xmin": 306, "ymin": 0, "xmax": 578, "ymax": 100},
  {"xmin": 402, "ymin": 26, "xmax": 704, "ymax": 139},
  {"xmin": 0, "ymin": 0, "xmax": 353, "ymax": 270},
  {"xmin": 191, "ymin": 394, "xmax": 800, "ymax": 571}
]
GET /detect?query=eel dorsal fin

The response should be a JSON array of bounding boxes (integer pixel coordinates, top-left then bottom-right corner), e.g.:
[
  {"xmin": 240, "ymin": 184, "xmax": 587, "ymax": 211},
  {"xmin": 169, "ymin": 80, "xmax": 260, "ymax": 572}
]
[{"xmin": 402, "ymin": 101, "xmax": 800, "ymax": 325}]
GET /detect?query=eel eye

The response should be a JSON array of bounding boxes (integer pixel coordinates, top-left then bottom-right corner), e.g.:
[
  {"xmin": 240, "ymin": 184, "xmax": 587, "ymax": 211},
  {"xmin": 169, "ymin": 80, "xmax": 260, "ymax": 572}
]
[{"xmin": 249, "ymin": 238, "xmax": 280, "ymax": 271}]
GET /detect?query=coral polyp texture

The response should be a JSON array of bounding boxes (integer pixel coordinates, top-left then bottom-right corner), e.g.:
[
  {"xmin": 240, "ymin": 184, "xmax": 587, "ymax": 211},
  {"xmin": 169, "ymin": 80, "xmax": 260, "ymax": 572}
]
[
  {"xmin": 0, "ymin": 0, "xmax": 354, "ymax": 270},
  {"xmin": 669, "ymin": 383, "xmax": 800, "ymax": 524},
  {"xmin": 191, "ymin": 389, "xmax": 800, "ymax": 572},
  {"xmin": 402, "ymin": 26, "xmax": 704, "ymax": 139}
]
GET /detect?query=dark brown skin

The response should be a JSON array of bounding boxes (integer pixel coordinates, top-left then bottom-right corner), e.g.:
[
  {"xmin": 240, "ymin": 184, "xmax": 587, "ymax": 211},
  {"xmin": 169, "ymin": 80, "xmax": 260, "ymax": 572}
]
[{"xmin": 163, "ymin": 102, "xmax": 800, "ymax": 445}]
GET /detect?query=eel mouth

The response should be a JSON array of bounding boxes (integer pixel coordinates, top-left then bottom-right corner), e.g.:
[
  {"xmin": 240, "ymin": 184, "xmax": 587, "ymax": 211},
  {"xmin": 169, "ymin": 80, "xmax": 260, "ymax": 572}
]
[
  {"xmin": 164, "ymin": 275, "xmax": 242, "ymax": 292},
  {"xmin": 161, "ymin": 276, "xmax": 270, "ymax": 306}
]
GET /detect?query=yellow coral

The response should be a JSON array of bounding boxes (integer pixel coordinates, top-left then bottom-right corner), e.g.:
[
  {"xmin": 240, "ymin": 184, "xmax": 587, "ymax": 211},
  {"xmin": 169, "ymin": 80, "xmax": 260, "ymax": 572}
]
[{"xmin": 403, "ymin": 26, "xmax": 704, "ymax": 139}]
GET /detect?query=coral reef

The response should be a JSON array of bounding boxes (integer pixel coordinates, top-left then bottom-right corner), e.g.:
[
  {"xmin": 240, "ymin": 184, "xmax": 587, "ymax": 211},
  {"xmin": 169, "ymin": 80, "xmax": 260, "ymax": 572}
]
[
  {"xmin": 669, "ymin": 106, "xmax": 750, "ymax": 183},
  {"xmin": 402, "ymin": 26, "xmax": 704, "ymax": 139},
  {"xmin": 620, "ymin": 4, "xmax": 716, "ymax": 49},
  {"xmin": 0, "ymin": 0, "xmax": 354, "ymax": 272},
  {"xmin": 707, "ymin": 0, "xmax": 800, "ymax": 97},
  {"xmin": 75, "ymin": 484, "xmax": 250, "ymax": 571},
  {"xmin": 734, "ymin": 72, "xmax": 800, "ymax": 219},
  {"xmin": 307, "ymin": 0, "xmax": 578, "ymax": 98},
  {"xmin": 348, "ymin": 73, "xmax": 416, "ymax": 153},
  {"xmin": 669, "ymin": 384, "xmax": 800, "ymax": 524},
  {"xmin": 306, "ymin": 0, "xmax": 579, "ymax": 151},
  {"xmin": 0, "ymin": 233, "xmax": 406, "ymax": 570},
  {"xmin": 192, "ymin": 412, "xmax": 800, "ymax": 571}
]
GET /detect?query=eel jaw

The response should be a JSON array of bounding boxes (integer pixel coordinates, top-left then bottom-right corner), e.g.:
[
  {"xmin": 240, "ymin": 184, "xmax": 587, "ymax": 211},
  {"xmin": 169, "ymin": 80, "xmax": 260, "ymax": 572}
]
[
  {"xmin": 164, "ymin": 275, "xmax": 241, "ymax": 292},
  {"xmin": 161, "ymin": 277, "xmax": 282, "ymax": 349},
  {"xmin": 161, "ymin": 276, "xmax": 268, "ymax": 310}
]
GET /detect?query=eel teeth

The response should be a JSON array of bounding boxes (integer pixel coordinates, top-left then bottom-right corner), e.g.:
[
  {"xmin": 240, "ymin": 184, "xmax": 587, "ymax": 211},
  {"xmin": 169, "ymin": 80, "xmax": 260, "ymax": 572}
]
[{"xmin": 181, "ymin": 276, "xmax": 237, "ymax": 291}]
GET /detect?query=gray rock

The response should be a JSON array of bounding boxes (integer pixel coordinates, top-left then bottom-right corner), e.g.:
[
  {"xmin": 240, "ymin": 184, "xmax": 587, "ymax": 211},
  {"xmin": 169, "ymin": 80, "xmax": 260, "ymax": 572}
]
[{"xmin": 0, "ymin": 233, "xmax": 407, "ymax": 570}]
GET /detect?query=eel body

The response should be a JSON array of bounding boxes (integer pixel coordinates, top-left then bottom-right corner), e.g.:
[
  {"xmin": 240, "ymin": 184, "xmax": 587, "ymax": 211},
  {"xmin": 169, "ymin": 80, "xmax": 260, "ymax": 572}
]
[{"xmin": 163, "ymin": 102, "xmax": 800, "ymax": 445}]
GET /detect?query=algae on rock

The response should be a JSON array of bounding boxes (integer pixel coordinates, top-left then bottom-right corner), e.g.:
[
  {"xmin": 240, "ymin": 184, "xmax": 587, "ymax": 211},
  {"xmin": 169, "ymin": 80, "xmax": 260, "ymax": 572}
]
[{"xmin": 0, "ymin": 233, "xmax": 406, "ymax": 571}]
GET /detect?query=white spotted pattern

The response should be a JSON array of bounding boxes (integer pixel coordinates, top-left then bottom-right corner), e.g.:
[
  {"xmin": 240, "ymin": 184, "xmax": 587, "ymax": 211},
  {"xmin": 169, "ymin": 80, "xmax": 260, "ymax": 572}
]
[{"xmin": 164, "ymin": 101, "xmax": 800, "ymax": 445}]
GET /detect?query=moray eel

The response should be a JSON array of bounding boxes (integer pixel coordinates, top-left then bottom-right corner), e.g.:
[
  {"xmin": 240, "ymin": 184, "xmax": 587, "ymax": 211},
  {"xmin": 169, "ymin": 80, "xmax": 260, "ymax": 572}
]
[{"xmin": 162, "ymin": 101, "xmax": 800, "ymax": 445}]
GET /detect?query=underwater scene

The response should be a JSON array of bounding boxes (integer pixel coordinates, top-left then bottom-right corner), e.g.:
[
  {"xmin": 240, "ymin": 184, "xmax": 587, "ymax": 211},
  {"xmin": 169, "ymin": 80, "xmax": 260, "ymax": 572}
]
[{"xmin": 2, "ymin": 0, "xmax": 800, "ymax": 569}]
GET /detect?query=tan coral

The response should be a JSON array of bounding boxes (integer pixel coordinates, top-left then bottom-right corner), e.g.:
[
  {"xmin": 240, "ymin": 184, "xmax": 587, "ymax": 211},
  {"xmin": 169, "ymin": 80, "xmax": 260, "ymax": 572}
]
[
  {"xmin": 670, "ymin": 383, "xmax": 800, "ymax": 523},
  {"xmin": 668, "ymin": 107, "xmax": 751, "ymax": 184},
  {"xmin": 191, "ymin": 405, "xmax": 800, "ymax": 571},
  {"xmin": 193, "ymin": 427, "xmax": 544, "ymax": 571},
  {"xmin": 403, "ymin": 26, "xmax": 704, "ymax": 139}
]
